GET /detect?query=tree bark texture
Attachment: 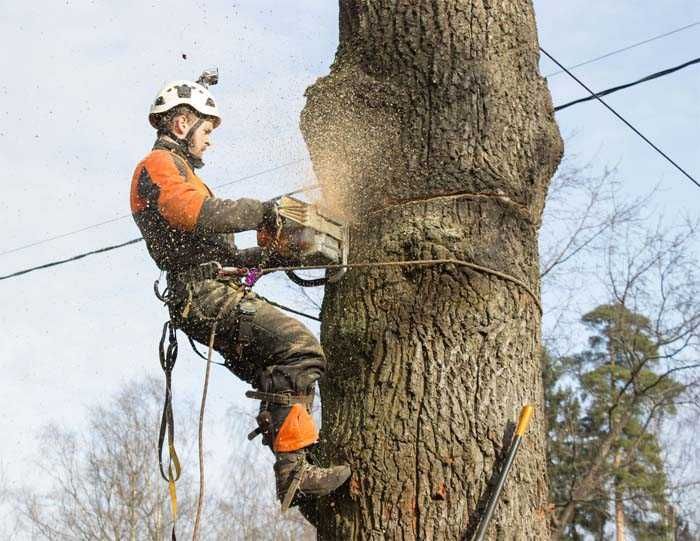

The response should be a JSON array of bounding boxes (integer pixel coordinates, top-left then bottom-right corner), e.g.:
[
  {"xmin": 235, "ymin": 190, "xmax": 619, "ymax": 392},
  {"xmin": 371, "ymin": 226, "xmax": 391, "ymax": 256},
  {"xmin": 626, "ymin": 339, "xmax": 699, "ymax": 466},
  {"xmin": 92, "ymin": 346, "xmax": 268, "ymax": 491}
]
[{"xmin": 300, "ymin": 2, "xmax": 562, "ymax": 539}]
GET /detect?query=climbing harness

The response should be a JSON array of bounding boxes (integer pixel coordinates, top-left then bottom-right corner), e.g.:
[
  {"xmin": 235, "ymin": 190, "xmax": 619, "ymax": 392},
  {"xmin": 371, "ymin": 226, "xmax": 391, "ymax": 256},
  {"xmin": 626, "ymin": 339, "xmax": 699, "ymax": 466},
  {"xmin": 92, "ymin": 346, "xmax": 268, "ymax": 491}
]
[
  {"xmin": 152, "ymin": 248, "xmax": 540, "ymax": 535},
  {"xmin": 154, "ymin": 263, "xmax": 249, "ymax": 540}
]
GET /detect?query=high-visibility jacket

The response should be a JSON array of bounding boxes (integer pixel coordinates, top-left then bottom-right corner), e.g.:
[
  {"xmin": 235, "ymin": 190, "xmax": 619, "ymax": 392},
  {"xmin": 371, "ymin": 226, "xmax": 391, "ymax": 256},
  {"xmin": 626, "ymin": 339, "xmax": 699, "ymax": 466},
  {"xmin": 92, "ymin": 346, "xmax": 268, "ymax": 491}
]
[{"xmin": 130, "ymin": 137, "xmax": 266, "ymax": 271}]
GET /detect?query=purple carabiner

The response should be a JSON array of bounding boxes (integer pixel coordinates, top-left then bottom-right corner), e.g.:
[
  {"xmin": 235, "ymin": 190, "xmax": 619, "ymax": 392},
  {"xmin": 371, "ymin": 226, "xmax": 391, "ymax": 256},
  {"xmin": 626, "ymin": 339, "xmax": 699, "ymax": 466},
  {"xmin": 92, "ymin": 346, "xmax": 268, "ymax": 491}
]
[{"xmin": 244, "ymin": 267, "xmax": 263, "ymax": 287}]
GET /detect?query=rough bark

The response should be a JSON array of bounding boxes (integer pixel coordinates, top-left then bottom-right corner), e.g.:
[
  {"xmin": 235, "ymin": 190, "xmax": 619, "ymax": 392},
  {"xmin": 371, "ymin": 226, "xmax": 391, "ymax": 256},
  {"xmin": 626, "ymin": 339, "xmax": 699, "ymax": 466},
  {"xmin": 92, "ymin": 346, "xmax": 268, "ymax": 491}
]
[{"xmin": 300, "ymin": 1, "xmax": 562, "ymax": 539}]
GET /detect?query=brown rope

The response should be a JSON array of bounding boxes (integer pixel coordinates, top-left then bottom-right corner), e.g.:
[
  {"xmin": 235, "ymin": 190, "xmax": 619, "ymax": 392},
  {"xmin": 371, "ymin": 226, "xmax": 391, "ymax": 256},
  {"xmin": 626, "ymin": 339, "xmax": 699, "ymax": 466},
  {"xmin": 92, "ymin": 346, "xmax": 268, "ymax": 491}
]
[
  {"xmin": 365, "ymin": 190, "xmax": 533, "ymax": 223},
  {"xmin": 192, "ymin": 294, "xmax": 239, "ymax": 541},
  {"xmin": 262, "ymin": 258, "xmax": 542, "ymax": 314},
  {"xmin": 191, "ymin": 321, "xmax": 217, "ymax": 541}
]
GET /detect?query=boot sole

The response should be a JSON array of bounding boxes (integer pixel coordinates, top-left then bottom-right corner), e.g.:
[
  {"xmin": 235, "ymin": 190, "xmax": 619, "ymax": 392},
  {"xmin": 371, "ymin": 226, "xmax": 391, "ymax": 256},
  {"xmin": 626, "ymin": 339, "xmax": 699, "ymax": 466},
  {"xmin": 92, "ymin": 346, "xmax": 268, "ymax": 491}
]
[{"xmin": 298, "ymin": 464, "xmax": 352, "ymax": 497}]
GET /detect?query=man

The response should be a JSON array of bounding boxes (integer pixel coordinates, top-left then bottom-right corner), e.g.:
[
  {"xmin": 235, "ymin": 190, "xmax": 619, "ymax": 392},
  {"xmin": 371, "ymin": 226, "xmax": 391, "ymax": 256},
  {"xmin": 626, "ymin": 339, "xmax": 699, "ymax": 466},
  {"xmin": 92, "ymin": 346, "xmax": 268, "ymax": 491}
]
[{"xmin": 130, "ymin": 78, "xmax": 351, "ymax": 510}]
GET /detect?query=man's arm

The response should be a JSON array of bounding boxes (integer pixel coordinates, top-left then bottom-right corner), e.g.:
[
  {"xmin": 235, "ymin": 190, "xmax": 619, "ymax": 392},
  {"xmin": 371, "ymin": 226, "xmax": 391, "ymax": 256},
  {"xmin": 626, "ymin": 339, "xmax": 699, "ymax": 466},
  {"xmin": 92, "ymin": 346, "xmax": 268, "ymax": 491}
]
[
  {"xmin": 143, "ymin": 151, "xmax": 270, "ymax": 233},
  {"xmin": 195, "ymin": 198, "xmax": 276, "ymax": 234}
]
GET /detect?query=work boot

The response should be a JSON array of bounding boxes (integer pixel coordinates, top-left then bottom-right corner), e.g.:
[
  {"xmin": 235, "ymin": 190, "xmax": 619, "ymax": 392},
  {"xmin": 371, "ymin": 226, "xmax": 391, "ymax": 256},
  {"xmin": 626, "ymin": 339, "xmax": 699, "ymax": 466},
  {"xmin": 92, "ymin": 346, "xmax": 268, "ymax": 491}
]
[{"xmin": 274, "ymin": 450, "xmax": 351, "ymax": 511}]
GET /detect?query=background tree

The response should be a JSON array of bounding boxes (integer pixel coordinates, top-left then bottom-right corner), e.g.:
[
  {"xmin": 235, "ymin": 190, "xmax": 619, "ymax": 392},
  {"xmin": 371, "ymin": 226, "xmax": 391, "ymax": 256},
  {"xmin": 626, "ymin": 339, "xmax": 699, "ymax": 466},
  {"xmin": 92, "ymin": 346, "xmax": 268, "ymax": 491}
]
[
  {"xmin": 12, "ymin": 377, "xmax": 313, "ymax": 541},
  {"xmin": 300, "ymin": 0, "xmax": 563, "ymax": 538},
  {"xmin": 543, "ymin": 211, "xmax": 700, "ymax": 538},
  {"xmin": 0, "ymin": 465, "xmax": 21, "ymax": 540},
  {"xmin": 15, "ymin": 378, "xmax": 190, "ymax": 541},
  {"xmin": 546, "ymin": 305, "xmax": 683, "ymax": 539},
  {"xmin": 538, "ymin": 155, "xmax": 653, "ymax": 354}
]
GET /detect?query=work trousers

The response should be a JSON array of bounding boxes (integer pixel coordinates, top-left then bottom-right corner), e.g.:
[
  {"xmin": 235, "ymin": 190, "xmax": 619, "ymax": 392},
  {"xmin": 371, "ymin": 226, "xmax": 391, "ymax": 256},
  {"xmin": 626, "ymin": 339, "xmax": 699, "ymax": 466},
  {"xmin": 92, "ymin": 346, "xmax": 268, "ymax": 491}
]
[{"xmin": 166, "ymin": 276, "xmax": 325, "ymax": 402}]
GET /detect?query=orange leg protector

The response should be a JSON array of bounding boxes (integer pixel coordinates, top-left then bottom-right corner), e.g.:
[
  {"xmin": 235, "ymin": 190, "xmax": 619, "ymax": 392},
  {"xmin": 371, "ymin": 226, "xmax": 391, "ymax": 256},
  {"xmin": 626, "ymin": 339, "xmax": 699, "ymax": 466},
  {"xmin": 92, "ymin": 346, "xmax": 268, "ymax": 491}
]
[{"xmin": 273, "ymin": 403, "xmax": 319, "ymax": 453}]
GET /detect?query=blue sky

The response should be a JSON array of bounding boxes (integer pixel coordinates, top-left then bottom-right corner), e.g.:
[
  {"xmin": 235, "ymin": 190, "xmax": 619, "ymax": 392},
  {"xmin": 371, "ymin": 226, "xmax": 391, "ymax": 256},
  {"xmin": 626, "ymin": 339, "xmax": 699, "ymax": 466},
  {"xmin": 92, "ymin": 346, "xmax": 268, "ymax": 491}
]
[{"xmin": 1, "ymin": 0, "xmax": 698, "ymax": 531}]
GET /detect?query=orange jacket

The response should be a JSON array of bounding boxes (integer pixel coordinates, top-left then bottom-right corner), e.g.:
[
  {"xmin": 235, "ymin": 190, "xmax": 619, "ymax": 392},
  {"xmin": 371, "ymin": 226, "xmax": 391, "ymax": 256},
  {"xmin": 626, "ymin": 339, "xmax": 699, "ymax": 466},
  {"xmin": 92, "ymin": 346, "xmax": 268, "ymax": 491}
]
[{"xmin": 130, "ymin": 138, "xmax": 266, "ymax": 270}]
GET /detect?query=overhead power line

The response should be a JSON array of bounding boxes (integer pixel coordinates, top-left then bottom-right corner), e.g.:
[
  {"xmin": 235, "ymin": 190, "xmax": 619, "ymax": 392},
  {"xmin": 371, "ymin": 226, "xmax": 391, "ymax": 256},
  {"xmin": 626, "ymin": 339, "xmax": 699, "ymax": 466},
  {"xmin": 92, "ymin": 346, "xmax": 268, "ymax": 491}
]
[
  {"xmin": 554, "ymin": 56, "xmax": 700, "ymax": 111},
  {"xmin": 541, "ymin": 47, "xmax": 700, "ymax": 190},
  {"xmin": 5, "ymin": 25, "xmax": 698, "ymax": 260},
  {"xmin": 0, "ymin": 158, "xmax": 307, "ymax": 258},
  {"xmin": 0, "ymin": 238, "xmax": 143, "ymax": 281},
  {"xmin": 0, "ymin": 180, "xmax": 321, "ymax": 282},
  {"xmin": 0, "ymin": 215, "xmax": 131, "ymax": 257},
  {"xmin": 4, "ymin": 51, "xmax": 699, "ymax": 282},
  {"xmin": 544, "ymin": 21, "xmax": 700, "ymax": 77}
]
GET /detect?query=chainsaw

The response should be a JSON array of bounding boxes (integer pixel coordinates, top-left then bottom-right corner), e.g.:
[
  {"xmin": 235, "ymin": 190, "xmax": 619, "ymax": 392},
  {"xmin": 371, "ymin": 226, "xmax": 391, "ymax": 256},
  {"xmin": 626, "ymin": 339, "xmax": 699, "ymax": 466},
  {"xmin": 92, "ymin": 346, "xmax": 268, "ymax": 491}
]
[{"xmin": 257, "ymin": 195, "xmax": 348, "ymax": 287}]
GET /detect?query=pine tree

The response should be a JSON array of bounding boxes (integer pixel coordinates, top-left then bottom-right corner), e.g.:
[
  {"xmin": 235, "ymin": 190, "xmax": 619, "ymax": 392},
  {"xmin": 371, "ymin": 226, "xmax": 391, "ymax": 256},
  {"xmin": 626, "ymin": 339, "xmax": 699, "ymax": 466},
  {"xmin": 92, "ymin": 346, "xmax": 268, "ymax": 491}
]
[{"xmin": 547, "ymin": 303, "xmax": 683, "ymax": 538}]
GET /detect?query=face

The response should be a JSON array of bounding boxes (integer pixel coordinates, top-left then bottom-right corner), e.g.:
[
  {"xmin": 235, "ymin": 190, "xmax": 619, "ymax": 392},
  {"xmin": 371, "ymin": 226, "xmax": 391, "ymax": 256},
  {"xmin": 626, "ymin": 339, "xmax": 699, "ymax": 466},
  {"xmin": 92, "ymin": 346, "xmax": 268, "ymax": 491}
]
[
  {"xmin": 171, "ymin": 114, "xmax": 215, "ymax": 158},
  {"xmin": 187, "ymin": 120, "xmax": 214, "ymax": 158}
]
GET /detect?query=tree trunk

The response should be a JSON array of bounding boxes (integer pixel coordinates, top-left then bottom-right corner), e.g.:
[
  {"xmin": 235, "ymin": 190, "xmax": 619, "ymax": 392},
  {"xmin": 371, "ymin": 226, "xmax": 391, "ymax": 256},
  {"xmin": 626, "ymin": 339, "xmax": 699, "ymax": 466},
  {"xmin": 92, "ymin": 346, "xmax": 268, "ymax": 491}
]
[
  {"xmin": 614, "ymin": 451, "xmax": 625, "ymax": 541},
  {"xmin": 300, "ymin": 1, "xmax": 562, "ymax": 539}
]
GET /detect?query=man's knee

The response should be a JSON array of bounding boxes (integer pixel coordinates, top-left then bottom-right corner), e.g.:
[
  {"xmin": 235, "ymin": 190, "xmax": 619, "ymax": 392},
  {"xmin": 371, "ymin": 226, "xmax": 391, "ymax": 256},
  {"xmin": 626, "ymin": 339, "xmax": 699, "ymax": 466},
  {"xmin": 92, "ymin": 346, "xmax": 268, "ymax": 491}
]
[{"xmin": 257, "ymin": 354, "xmax": 325, "ymax": 395}]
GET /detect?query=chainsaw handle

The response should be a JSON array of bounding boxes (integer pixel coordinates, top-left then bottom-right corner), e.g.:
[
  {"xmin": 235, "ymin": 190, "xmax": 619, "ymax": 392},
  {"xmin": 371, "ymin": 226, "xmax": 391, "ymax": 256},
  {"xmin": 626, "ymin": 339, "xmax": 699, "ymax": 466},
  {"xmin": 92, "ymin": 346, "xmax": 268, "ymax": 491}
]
[
  {"xmin": 284, "ymin": 224, "xmax": 349, "ymax": 287},
  {"xmin": 285, "ymin": 270, "xmax": 327, "ymax": 287},
  {"xmin": 285, "ymin": 268, "xmax": 346, "ymax": 287}
]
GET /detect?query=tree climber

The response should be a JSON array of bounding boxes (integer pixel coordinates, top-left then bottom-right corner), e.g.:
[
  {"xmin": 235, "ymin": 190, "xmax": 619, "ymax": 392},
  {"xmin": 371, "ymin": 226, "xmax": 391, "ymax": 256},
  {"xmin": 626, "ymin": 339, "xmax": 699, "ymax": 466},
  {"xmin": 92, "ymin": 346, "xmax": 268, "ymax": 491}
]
[{"xmin": 129, "ymin": 78, "xmax": 351, "ymax": 510}]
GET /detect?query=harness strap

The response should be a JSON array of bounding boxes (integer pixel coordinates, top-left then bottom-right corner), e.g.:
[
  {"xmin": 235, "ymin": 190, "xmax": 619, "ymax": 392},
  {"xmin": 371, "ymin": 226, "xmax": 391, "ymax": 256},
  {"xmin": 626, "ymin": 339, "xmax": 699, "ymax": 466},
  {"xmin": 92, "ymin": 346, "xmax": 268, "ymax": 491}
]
[
  {"xmin": 169, "ymin": 261, "xmax": 223, "ymax": 283},
  {"xmin": 245, "ymin": 390, "xmax": 315, "ymax": 442},
  {"xmin": 187, "ymin": 335, "xmax": 230, "ymax": 368},
  {"xmin": 237, "ymin": 310, "xmax": 254, "ymax": 347},
  {"xmin": 245, "ymin": 390, "xmax": 314, "ymax": 408},
  {"xmin": 157, "ymin": 320, "xmax": 181, "ymax": 539},
  {"xmin": 229, "ymin": 294, "xmax": 256, "ymax": 364},
  {"xmin": 281, "ymin": 460, "xmax": 310, "ymax": 513}
]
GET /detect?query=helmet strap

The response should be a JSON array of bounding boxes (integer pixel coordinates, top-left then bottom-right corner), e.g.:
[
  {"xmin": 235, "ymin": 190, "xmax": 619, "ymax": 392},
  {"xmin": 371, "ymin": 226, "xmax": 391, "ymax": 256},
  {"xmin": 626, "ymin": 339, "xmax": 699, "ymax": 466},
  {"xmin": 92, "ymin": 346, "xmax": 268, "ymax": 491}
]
[
  {"xmin": 182, "ymin": 117, "xmax": 205, "ymax": 168},
  {"xmin": 158, "ymin": 116, "xmax": 207, "ymax": 169},
  {"xmin": 184, "ymin": 118, "xmax": 204, "ymax": 144}
]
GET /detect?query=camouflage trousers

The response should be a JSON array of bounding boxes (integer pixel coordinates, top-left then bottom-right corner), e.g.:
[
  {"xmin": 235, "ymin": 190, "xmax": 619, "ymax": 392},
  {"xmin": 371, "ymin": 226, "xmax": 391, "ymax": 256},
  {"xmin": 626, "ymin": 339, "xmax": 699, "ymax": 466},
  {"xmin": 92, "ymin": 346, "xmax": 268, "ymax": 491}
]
[{"xmin": 166, "ymin": 276, "xmax": 326, "ymax": 399}]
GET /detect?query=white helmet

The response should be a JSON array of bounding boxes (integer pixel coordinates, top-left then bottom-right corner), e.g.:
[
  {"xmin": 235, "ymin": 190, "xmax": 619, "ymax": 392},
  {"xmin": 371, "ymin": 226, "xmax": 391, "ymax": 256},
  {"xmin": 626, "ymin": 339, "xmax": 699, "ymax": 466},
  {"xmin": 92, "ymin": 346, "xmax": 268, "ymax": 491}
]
[{"xmin": 149, "ymin": 80, "xmax": 221, "ymax": 129}]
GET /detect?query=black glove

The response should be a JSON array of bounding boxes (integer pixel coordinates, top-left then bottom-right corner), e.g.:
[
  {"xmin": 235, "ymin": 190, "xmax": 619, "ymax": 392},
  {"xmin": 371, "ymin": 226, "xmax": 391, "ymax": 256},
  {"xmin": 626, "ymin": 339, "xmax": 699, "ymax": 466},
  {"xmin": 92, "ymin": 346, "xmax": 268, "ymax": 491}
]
[
  {"xmin": 257, "ymin": 199, "xmax": 281, "ymax": 250},
  {"xmin": 260, "ymin": 199, "xmax": 280, "ymax": 229}
]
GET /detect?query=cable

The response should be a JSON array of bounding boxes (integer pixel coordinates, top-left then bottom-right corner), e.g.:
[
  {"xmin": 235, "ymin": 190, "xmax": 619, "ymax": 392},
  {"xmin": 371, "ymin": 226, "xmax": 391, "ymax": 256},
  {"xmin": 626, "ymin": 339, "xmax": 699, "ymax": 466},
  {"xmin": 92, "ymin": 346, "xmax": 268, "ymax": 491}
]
[
  {"xmin": 544, "ymin": 21, "xmax": 700, "ymax": 77},
  {"xmin": 0, "ymin": 180, "xmax": 321, "ymax": 281},
  {"xmin": 0, "ymin": 215, "xmax": 131, "ymax": 257},
  {"xmin": 7, "ymin": 25, "xmax": 696, "ymax": 256},
  {"xmin": 0, "ymin": 237, "xmax": 143, "ymax": 281},
  {"xmin": 259, "ymin": 258, "xmax": 542, "ymax": 313},
  {"xmin": 554, "ymin": 56, "xmax": 700, "ymax": 111},
  {"xmin": 541, "ymin": 47, "xmax": 700, "ymax": 190},
  {"xmin": 5, "ymin": 52, "xmax": 700, "ymax": 280},
  {"xmin": 255, "ymin": 293, "xmax": 321, "ymax": 322},
  {"xmin": 191, "ymin": 313, "xmax": 218, "ymax": 541},
  {"xmin": 0, "ymin": 158, "xmax": 307, "ymax": 257},
  {"xmin": 211, "ymin": 158, "xmax": 307, "ymax": 189}
]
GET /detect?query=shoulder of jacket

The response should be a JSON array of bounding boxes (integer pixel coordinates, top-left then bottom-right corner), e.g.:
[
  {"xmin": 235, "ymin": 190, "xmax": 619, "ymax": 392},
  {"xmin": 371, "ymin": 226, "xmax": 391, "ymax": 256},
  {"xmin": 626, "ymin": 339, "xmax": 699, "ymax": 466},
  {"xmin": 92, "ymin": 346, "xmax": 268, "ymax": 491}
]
[{"xmin": 144, "ymin": 149, "xmax": 191, "ymax": 178}]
